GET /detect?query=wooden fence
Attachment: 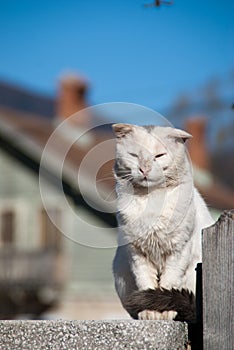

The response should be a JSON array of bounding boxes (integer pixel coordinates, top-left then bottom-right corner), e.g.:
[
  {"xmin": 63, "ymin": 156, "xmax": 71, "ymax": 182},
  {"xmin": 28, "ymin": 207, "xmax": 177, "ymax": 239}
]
[{"xmin": 201, "ymin": 209, "xmax": 233, "ymax": 350}]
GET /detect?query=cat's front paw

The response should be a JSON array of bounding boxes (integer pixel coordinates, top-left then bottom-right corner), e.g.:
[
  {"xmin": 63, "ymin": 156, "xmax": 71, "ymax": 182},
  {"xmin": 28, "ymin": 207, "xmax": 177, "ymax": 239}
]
[{"xmin": 138, "ymin": 310, "xmax": 177, "ymax": 320}]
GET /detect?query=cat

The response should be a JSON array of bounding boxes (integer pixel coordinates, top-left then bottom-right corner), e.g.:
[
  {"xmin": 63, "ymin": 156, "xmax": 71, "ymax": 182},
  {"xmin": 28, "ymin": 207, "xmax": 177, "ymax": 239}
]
[{"xmin": 112, "ymin": 123, "xmax": 214, "ymax": 321}]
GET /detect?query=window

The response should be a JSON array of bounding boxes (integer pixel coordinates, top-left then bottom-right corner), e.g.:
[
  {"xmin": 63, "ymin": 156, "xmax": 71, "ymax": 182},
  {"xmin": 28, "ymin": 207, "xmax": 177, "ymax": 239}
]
[
  {"xmin": 40, "ymin": 208, "xmax": 62, "ymax": 252},
  {"xmin": 0, "ymin": 209, "xmax": 15, "ymax": 247}
]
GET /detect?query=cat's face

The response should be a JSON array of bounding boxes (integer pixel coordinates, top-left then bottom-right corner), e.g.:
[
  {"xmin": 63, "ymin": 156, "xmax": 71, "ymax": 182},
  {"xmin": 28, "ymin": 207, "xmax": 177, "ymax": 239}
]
[{"xmin": 113, "ymin": 124, "xmax": 192, "ymax": 189}]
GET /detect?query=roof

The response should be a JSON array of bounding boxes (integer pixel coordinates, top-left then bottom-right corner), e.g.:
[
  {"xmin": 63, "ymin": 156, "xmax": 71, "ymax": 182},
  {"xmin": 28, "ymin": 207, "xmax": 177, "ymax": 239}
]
[
  {"xmin": 0, "ymin": 106, "xmax": 117, "ymax": 226},
  {"xmin": 0, "ymin": 81, "xmax": 55, "ymax": 119}
]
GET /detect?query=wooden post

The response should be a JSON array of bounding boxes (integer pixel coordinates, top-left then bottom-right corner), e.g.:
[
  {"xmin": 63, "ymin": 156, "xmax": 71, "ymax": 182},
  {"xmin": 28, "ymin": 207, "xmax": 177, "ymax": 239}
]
[{"xmin": 202, "ymin": 210, "xmax": 234, "ymax": 350}]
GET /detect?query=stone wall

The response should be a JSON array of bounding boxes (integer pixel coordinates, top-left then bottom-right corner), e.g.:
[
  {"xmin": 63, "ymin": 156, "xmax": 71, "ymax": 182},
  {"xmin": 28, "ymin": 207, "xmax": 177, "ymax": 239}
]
[{"xmin": 0, "ymin": 320, "xmax": 188, "ymax": 350}]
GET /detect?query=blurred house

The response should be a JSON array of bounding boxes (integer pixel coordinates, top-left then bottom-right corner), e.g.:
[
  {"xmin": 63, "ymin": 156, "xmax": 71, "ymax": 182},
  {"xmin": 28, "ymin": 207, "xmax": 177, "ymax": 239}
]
[{"xmin": 0, "ymin": 76, "xmax": 125, "ymax": 320}]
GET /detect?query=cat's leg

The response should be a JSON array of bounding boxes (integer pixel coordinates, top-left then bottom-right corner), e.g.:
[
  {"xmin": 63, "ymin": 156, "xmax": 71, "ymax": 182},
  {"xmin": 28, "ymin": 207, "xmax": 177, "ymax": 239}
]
[
  {"xmin": 113, "ymin": 246, "xmax": 158, "ymax": 298},
  {"xmin": 159, "ymin": 250, "xmax": 197, "ymax": 293},
  {"xmin": 131, "ymin": 254, "xmax": 159, "ymax": 291},
  {"xmin": 128, "ymin": 254, "xmax": 166, "ymax": 320},
  {"xmin": 137, "ymin": 252, "xmax": 195, "ymax": 321}
]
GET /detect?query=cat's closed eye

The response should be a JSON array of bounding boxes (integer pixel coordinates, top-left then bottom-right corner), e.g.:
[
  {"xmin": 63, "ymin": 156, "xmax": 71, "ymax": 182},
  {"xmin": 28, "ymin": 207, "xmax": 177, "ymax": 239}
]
[
  {"xmin": 154, "ymin": 153, "xmax": 166, "ymax": 160},
  {"xmin": 129, "ymin": 152, "xmax": 138, "ymax": 158}
]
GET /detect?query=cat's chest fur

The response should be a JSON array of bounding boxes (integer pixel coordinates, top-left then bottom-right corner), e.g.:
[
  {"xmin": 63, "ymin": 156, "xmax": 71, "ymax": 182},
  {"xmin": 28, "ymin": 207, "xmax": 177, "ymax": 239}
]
[{"xmin": 117, "ymin": 184, "xmax": 195, "ymax": 271}]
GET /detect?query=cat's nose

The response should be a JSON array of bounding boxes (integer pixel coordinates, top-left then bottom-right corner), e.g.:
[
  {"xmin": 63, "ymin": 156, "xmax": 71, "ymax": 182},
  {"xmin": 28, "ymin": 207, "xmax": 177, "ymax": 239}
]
[{"xmin": 139, "ymin": 167, "xmax": 149, "ymax": 177}]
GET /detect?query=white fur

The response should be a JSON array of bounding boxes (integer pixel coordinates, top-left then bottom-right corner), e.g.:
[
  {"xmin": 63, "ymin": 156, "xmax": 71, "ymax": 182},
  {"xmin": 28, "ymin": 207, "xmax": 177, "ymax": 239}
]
[
  {"xmin": 138, "ymin": 310, "xmax": 178, "ymax": 320},
  {"xmin": 112, "ymin": 124, "xmax": 214, "ymax": 315}
]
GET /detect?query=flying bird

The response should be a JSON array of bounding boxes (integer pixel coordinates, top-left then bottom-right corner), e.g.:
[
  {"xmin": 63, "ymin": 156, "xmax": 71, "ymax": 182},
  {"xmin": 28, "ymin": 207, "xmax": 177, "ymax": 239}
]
[{"xmin": 144, "ymin": 0, "xmax": 173, "ymax": 8}]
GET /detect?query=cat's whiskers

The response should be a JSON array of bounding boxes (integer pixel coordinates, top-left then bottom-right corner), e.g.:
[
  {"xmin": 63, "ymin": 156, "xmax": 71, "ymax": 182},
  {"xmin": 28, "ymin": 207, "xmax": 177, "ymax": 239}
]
[
  {"xmin": 116, "ymin": 170, "xmax": 133, "ymax": 180},
  {"xmin": 121, "ymin": 174, "xmax": 134, "ymax": 181}
]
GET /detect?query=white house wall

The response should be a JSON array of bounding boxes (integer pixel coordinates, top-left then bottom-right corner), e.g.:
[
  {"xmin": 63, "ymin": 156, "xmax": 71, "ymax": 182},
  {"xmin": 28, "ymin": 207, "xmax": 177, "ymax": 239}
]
[{"xmin": 0, "ymin": 149, "xmax": 118, "ymax": 298}]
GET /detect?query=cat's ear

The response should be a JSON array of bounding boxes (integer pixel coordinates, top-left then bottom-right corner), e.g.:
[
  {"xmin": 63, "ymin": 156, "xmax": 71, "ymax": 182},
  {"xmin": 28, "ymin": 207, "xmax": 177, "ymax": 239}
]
[
  {"xmin": 169, "ymin": 128, "xmax": 192, "ymax": 143},
  {"xmin": 112, "ymin": 123, "xmax": 134, "ymax": 138}
]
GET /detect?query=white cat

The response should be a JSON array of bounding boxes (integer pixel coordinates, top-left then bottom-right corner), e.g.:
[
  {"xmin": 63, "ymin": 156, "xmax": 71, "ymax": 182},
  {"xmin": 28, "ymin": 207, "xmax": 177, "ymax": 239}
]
[{"xmin": 112, "ymin": 123, "xmax": 214, "ymax": 321}]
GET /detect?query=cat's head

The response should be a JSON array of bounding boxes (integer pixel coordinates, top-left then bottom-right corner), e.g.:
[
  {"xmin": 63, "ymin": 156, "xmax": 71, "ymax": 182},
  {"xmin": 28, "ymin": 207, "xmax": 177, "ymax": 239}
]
[{"xmin": 112, "ymin": 123, "xmax": 192, "ymax": 189}]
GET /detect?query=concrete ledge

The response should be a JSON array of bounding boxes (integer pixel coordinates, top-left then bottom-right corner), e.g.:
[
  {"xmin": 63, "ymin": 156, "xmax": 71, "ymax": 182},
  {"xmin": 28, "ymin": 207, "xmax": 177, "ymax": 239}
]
[{"xmin": 0, "ymin": 320, "xmax": 188, "ymax": 350}]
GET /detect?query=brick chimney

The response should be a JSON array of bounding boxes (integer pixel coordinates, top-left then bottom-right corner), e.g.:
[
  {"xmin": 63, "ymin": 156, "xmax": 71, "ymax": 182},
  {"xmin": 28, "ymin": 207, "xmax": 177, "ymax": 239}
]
[
  {"xmin": 185, "ymin": 117, "xmax": 210, "ymax": 171},
  {"xmin": 56, "ymin": 74, "xmax": 91, "ymax": 127},
  {"xmin": 185, "ymin": 117, "xmax": 234, "ymax": 209}
]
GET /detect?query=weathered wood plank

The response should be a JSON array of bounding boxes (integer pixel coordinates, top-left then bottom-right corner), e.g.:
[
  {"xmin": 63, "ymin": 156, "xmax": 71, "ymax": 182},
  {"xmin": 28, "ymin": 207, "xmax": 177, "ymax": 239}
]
[{"xmin": 202, "ymin": 210, "xmax": 234, "ymax": 350}]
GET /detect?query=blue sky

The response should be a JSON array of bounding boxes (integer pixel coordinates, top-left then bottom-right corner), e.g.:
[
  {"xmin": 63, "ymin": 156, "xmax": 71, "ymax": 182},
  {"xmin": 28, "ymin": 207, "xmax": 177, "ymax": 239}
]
[{"xmin": 0, "ymin": 0, "xmax": 233, "ymax": 113}]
